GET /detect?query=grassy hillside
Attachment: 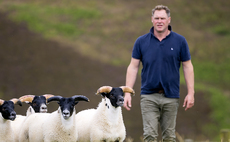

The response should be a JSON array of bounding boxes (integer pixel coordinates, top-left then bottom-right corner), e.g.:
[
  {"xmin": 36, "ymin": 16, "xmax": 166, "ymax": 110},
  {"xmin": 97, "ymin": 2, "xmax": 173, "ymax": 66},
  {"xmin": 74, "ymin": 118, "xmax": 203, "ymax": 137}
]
[
  {"xmin": 0, "ymin": 0, "xmax": 230, "ymax": 141},
  {"xmin": 1, "ymin": 0, "xmax": 229, "ymax": 89}
]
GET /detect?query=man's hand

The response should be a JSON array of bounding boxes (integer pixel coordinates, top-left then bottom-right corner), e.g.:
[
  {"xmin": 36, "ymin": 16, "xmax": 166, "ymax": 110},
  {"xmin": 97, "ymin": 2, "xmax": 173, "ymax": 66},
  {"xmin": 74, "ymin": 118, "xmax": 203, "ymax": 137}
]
[
  {"xmin": 183, "ymin": 94, "xmax": 194, "ymax": 111},
  {"xmin": 123, "ymin": 93, "xmax": 132, "ymax": 111}
]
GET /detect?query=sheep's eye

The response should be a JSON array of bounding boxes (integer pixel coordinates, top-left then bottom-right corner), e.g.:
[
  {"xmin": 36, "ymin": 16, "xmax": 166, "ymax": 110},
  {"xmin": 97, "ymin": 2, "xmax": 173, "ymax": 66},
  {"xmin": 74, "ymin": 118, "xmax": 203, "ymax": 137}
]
[{"xmin": 110, "ymin": 94, "xmax": 114, "ymax": 98}]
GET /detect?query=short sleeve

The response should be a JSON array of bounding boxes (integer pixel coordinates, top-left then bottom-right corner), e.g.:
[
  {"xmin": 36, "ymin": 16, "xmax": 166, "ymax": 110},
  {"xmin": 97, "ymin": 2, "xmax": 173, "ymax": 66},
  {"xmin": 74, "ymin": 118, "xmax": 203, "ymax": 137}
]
[
  {"xmin": 132, "ymin": 37, "xmax": 142, "ymax": 60},
  {"xmin": 180, "ymin": 38, "xmax": 191, "ymax": 62}
]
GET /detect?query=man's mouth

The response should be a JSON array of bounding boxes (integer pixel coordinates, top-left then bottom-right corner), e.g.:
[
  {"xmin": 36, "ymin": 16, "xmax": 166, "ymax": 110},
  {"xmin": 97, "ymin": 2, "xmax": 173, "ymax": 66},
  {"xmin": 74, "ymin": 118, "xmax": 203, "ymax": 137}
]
[{"xmin": 157, "ymin": 25, "xmax": 163, "ymax": 28}]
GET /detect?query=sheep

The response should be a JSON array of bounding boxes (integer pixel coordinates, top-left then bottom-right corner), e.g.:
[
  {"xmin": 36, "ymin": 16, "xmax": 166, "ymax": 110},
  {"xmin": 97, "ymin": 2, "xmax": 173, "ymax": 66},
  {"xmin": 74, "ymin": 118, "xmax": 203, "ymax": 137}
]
[
  {"xmin": 12, "ymin": 94, "xmax": 54, "ymax": 142},
  {"xmin": 0, "ymin": 98, "xmax": 22, "ymax": 142},
  {"xmin": 75, "ymin": 86, "xmax": 135, "ymax": 142},
  {"xmin": 19, "ymin": 95, "xmax": 89, "ymax": 142},
  {"xmin": 13, "ymin": 94, "xmax": 54, "ymax": 124}
]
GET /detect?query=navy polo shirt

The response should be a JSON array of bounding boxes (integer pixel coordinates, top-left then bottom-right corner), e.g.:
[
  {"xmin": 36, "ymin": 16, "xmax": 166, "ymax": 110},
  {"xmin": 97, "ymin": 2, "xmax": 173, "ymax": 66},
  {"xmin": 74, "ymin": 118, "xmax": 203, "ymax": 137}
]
[{"xmin": 132, "ymin": 26, "xmax": 191, "ymax": 98}]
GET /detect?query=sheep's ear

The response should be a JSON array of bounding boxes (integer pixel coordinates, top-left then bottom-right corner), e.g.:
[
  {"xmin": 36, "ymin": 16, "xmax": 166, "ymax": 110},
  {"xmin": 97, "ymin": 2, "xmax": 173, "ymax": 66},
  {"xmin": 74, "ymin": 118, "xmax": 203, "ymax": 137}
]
[
  {"xmin": 95, "ymin": 92, "xmax": 106, "ymax": 98},
  {"xmin": 10, "ymin": 98, "xmax": 22, "ymax": 106},
  {"xmin": 74, "ymin": 101, "xmax": 79, "ymax": 105},
  {"xmin": 100, "ymin": 93, "xmax": 107, "ymax": 98},
  {"xmin": 25, "ymin": 101, "xmax": 32, "ymax": 104},
  {"xmin": 17, "ymin": 100, "xmax": 22, "ymax": 106}
]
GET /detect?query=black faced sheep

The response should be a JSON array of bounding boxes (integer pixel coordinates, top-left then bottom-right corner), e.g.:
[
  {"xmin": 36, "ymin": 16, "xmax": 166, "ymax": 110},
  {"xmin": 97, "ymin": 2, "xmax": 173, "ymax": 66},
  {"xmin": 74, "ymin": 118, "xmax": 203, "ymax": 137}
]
[
  {"xmin": 12, "ymin": 94, "xmax": 54, "ymax": 142},
  {"xmin": 0, "ymin": 98, "xmax": 22, "ymax": 142},
  {"xmin": 18, "ymin": 95, "xmax": 89, "ymax": 142},
  {"xmin": 75, "ymin": 86, "xmax": 135, "ymax": 142}
]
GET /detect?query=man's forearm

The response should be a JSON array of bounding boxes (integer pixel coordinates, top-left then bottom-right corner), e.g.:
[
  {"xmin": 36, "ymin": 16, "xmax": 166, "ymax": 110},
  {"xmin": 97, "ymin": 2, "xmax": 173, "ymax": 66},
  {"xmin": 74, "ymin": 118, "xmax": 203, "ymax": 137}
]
[
  {"xmin": 126, "ymin": 65, "xmax": 139, "ymax": 88},
  {"xmin": 183, "ymin": 61, "xmax": 195, "ymax": 95}
]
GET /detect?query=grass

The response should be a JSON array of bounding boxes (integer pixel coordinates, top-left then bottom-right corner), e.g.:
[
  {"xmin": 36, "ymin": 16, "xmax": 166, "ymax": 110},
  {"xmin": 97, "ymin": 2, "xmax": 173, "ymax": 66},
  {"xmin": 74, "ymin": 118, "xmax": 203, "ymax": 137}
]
[
  {"xmin": 3, "ymin": 2, "xmax": 101, "ymax": 38},
  {"xmin": 194, "ymin": 83, "xmax": 230, "ymax": 140}
]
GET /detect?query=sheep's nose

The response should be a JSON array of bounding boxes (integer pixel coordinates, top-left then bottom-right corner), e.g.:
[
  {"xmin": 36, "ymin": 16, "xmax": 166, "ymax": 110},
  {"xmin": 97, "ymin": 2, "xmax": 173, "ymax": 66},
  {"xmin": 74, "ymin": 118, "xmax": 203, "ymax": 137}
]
[
  {"xmin": 62, "ymin": 110, "xmax": 70, "ymax": 119},
  {"xmin": 63, "ymin": 110, "xmax": 70, "ymax": 116},
  {"xmin": 41, "ymin": 106, "xmax": 47, "ymax": 109},
  {"xmin": 64, "ymin": 112, "xmax": 69, "ymax": 115},
  {"xmin": 116, "ymin": 97, "xmax": 124, "ymax": 107},
  {"xmin": 40, "ymin": 104, "xmax": 48, "ymax": 113},
  {"xmin": 11, "ymin": 111, "xmax": 16, "ymax": 117},
  {"xmin": 119, "ymin": 98, "xmax": 124, "ymax": 102},
  {"xmin": 9, "ymin": 111, "xmax": 16, "ymax": 120}
]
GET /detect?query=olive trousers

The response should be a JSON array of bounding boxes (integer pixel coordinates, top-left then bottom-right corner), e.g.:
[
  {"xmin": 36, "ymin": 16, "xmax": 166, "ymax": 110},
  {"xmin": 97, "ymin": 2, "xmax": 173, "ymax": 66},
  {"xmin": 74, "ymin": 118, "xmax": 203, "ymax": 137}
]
[{"xmin": 140, "ymin": 93, "xmax": 180, "ymax": 142}]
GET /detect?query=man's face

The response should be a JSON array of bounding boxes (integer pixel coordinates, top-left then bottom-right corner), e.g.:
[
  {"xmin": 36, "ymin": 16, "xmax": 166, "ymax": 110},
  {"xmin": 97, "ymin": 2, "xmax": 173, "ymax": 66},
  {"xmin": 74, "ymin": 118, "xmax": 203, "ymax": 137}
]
[{"xmin": 151, "ymin": 10, "xmax": 171, "ymax": 33}]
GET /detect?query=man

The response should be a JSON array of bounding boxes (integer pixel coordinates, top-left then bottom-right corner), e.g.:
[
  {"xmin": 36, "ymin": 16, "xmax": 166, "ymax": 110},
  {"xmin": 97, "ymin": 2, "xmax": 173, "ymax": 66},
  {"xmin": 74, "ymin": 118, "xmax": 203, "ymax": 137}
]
[{"xmin": 123, "ymin": 5, "xmax": 195, "ymax": 142}]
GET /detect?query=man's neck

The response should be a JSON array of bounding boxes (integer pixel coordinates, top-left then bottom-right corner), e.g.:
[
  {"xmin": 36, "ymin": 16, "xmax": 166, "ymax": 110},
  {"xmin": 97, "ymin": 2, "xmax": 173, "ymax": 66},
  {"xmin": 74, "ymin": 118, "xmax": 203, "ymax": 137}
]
[{"xmin": 154, "ymin": 30, "xmax": 170, "ymax": 41}]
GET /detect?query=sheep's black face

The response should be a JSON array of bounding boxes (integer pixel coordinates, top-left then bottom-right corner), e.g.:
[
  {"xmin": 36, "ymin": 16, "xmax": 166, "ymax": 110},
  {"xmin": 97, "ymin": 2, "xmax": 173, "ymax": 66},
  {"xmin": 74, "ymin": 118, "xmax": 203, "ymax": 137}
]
[
  {"xmin": 0, "ymin": 101, "xmax": 16, "ymax": 121},
  {"xmin": 103, "ymin": 88, "xmax": 124, "ymax": 108},
  {"xmin": 59, "ymin": 98, "xmax": 75, "ymax": 120},
  {"xmin": 31, "ymin": 96, "xmax": 47, "ymax": 113},
  {"xmin": 48, "ymin": 95, "xmax": 89, "ymax": 120}
]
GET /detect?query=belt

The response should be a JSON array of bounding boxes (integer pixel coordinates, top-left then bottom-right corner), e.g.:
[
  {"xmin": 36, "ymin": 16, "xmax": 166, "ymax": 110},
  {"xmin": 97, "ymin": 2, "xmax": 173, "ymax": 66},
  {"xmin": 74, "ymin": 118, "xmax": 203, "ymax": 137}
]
[{"xmin": 158, "ymin": 89, "xmax": 164, "ymax": 94}]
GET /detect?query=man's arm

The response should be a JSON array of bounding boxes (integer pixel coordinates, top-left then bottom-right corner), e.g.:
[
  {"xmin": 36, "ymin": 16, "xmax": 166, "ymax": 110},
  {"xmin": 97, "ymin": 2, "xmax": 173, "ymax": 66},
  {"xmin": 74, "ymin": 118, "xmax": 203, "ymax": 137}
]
[
  {"xmin": 123, "ymin": 58, "xmax": 140, "ymax": 111},
  {"xmin": 182, "ymin": 60, "xmax": 195, "ymax": 111}
]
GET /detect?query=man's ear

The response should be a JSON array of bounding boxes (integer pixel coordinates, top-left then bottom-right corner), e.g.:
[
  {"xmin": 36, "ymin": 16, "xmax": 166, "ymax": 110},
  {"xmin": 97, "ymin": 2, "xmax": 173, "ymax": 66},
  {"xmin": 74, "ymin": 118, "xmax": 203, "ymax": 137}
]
[{"xmin": 168, "ymin": 16, "xmax": 171, "ymax": 24}]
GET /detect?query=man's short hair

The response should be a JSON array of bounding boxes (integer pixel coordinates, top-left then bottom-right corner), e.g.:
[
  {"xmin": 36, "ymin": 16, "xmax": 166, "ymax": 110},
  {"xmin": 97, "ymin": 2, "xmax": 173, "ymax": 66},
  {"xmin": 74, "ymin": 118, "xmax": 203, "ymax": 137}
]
[{"xmin": 152, "ymin": 5, "xmax": 170, "ymax": 17}]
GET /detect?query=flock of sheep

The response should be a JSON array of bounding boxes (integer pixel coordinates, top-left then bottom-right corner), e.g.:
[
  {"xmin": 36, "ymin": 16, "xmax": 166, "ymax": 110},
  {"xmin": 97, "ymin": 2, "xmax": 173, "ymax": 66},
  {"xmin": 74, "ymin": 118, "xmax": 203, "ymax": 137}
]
[{"xmin": 0, "ymin": 86, "xmax": 135, "ymax": 142}]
